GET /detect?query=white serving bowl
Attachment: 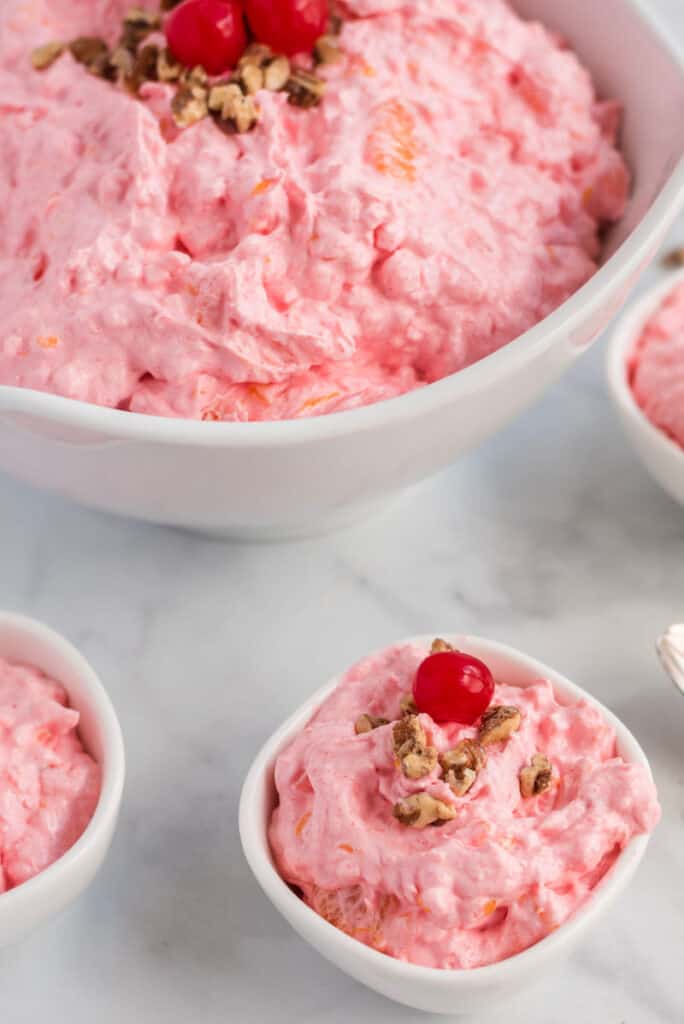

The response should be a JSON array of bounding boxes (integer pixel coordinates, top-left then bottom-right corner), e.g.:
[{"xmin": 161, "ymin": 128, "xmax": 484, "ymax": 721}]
[
  {"xmin": 239, "ymin": 634, "xmax": 655, "ymax": 1015},
  {"xmin": 607, "ymin": 268, "xmax": 684, "ymax": 506},
  {"xmin": 1, "ymin": 0, "xmax": 683, "ymax": 539},
  {"xmin": 0, "ymin": 612, "xmax": 125, "ymax": 948}
]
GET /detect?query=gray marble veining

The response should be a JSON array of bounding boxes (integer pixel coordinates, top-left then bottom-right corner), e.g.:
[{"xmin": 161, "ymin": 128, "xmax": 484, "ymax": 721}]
[{"xmin": 0, "ymin": 3, "xmax": 683, "ymax": 1020}]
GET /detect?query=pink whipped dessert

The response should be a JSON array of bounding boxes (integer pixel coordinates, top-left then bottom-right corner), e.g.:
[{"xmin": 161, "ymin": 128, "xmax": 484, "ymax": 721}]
[
  {"xmin": 0, "ymin": 657, "xmax": 101, "ymax": 892},
  {"xmin": 629, "ymin": 279, "xmax": 684, "ymax": 448},
  {"xmin": 269, "ymin": 639, "xmax": 659, "ymax": 969},
  {"xmin": 0, "ymin": 0, "xmax": 628, "ymax": 421}
]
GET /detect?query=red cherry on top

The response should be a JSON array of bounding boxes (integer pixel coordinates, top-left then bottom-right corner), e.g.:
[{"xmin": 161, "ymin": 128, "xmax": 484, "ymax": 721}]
[
  {"xmin": 165, "ymin": 0, "xmax": 247, "ymax": 76},
  {"xmin": 413, "ymin": 651, "xmax": 494, "ymax": 725},
  {"xmin": 245, "ymin": 0, "xmax": 329, "ymax": 57}
]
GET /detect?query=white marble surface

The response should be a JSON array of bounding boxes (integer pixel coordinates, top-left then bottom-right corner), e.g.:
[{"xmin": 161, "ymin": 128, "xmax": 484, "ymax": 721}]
[{"xmin": 2, "ymin": 2, "xmax": 684, "ymax": 1020}]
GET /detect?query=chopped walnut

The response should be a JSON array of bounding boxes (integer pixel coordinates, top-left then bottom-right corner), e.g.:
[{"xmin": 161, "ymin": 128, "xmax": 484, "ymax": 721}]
[
  {"xmin": 519, "ymin": 753, "xmax": 552, "ymax": 798},
  {"xmin": 110, "ymin": 45, "xmax": 134, "ymax": 82},
  {"xmin": 663, "ymin": 246, "xmax": 684, "ymax": 269},
  {"xmin": 263, "ymin": 56, "xmax": 291, "ymax": 92},
  {"xmin": 444, "ymin": 766, "xmax": 477, "ymax": 796},
  {"xmin": 171, "ymin": 83, "xmax": 209, "ymax": 127},
  {"xmin": 440, "ymin": 739, "xmax": 485, "ymax": 797},
  {"xmin": 478, "ymin": 705, "xmax": 521, "ymax": 745},
  {"xmin": 239, "ymin": 63, "xmax": 264, "ymax": 95},
  {"xmin": 393, "ymin": 792, "xmax": 456, "ymax": 829},
  {"xmin": 31, "ymin": 41, "xmax": 64, "ymax": 71},
  {"xmin": 181, "ymin": 65, "xmax": 209, "ymax": 89},
  {"xmin": 157, "ymin": 47, "xmax": 182, "ymax": 82},
  {"xmin": 440, "ymin": 738, "xmax": 486, "ymax": 775},
  {"xmin": 130, "ymin": 43, "xmax": 159, "ymax": 89},
  {"xmin": 354, "ymin": 713, "xmax": 389, "ymax": 735},
  {"xmin": 239, "ymin": 43, "xmax": 273, "ymax": 68},
  {"xmin": 69, "ymin": 37, "xmax": 112, "ymax": 78},
  {"xmin": 314, "ymin": 35, "xmax": 342, "ymax": 65},
  {"xmin": 430, "ymin": 637, "xmax": 454, "ymax": 654},
  {"xmin": 399, "ymin": 693, "xmax": 417, "ymax": 716},
  {"xmin": 120, "ymin": 7, "xmax": 160, "ymax": 52},
  {"xmin": 286, "ymin": 69, "xmax": 325, "ymax": 108},
  {"xmin": 124, "ymin": 7, "xmax": 161, "ymax": 29},
  {"xmin": 211, "ymin": 84, "xmax": 259, "ymax": 134},
  {"xmin": 392, "ymin": 715, "xmax": 437, "ymax": 780}
]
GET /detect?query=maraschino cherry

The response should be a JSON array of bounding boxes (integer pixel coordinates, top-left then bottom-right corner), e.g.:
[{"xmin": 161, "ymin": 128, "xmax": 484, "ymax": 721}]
[
  {"xmin": 413, "ymin": 650, "xmax": 494, "ymax": 725},
  {"xmin": 165, "ymin": 0, "xmax": 247, "ymax": 76},
  {"xmin": 244, "ymin": 0, "xmax": 329, "ymax": 57}
]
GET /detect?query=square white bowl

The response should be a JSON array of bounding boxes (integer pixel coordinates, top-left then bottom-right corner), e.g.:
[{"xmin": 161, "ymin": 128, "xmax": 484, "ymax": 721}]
[
  {"xmin": 239, "ymin": 635, "xmax": 654, "ymax": 1015},
  {"xmin": 0, "ymin": 612, "xmax": 125, "ymax": 948}
]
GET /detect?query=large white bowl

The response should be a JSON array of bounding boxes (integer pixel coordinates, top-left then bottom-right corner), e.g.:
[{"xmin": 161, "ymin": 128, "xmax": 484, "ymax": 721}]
[
  {"xmin": 0, "ymin": 613, "xmax": 125, "ymax": 948},
  {"xmin": 607, "ymin": 269, "xmax": 684, "ymax": 506},
  {"xmin": 1, "ymin": 0, "xmax": 683, "ymax": 538},
  {"xmin": 239, "ymin": 634, "xmax": 655, "ymax": 1015}
]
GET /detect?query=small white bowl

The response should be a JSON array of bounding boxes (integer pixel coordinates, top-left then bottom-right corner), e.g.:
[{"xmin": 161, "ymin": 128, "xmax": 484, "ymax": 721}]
[
  {"xmin": 607, "ymin": 269, "xmax": 684, "ymax": 506},
  {"xmin": 239, "ymin": 635, "xmax": 654, "ymax": 1015},
  {"xmin": 0, "ymin": 612, "xmax": 125, "ymax": 948}
]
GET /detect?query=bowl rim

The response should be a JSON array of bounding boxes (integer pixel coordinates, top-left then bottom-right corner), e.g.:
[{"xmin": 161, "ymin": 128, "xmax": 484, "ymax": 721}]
[
  {"xmin": 606, "ymin": 266, "xmax": 684, "ymax": 462},
  {"xmin": 0, "ymin": 612, "xmax": 125, "ymax": 916},
  {"xmin": 0, "ymin": 0, "xmax": 683, "ymax": 448},
  {"xmin": 239, "ymin": 633, "xmax": 654, "ymax": 991}
]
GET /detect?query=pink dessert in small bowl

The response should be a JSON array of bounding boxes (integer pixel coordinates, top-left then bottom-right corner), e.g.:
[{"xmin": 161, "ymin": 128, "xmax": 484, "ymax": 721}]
[
  {"xmin": 264, "ymin": 637, "xmax": 659, "ymax": 976},
  {"xmin": 629, "ymin": 275, "xmax": 684, "ymax": 450},
  {"xmin": 0, "ymin": 657, "xmax": 101, "ymax": 892}
]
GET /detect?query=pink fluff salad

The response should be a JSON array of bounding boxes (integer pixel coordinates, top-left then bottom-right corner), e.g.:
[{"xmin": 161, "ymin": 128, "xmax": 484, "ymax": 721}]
[
  {"xmin": 0, "ymin": 0, "xmax": 628, "ymax": 421},
  {"xmin": 0, "ymin": 657, "xmax": 100, "ymax": 892},
  {"xmin": 629, "ymin": 280, "xmax": 684, "ymax": 449},
  {"xmin": 269, "ymin": 642, "xmax": 659, "ymax": 969}
]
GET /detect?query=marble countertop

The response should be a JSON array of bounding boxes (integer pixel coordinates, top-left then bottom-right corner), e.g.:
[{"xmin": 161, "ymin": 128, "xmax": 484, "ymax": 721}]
[{"xmin": 1, "ymin": 3, "xmax": 684, "ymax": 1021}]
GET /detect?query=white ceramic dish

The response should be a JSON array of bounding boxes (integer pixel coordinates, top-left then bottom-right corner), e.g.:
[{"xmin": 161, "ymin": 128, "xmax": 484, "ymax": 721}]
[
  {"xmin": 607, "ymin": 268, "xmax": 684, "ymax": 506},
  {"xmin": 1, "ymin": 0, "xmax": 683, "ymax": 538},
  {"xmin": 0, "ymin": 612, "xmax": 125, "ymax": 948},
  {"xmin": 239, "ymin": 634, "xmax": 655, "ymax": 1015}
]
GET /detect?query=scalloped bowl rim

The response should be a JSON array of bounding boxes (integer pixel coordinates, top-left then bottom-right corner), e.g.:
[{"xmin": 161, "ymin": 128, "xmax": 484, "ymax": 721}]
[{"xmin": 239, "ymin": 634, "xmax": 653, "ymax": 996}]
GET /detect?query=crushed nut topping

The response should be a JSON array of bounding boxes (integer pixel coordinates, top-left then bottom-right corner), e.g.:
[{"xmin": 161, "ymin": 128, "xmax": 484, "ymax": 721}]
[
  {"xmin": 393, "ymin": 792, "xmax": 456, "ymax": 829},
  {"xmin": 171, "ymin": 83, "xmax": 208, "ymax": 127},
  {"xmin": 354, "ymin": 713, "xmax": 389, "ymax": 735},
  {"xmin": 399, "ymin": 693, "xmax": 417, "ymax": 716},
  {"xmin": 121, "ymin": 6, "xmax": 161, "ymax": 52},
  {"xmin": 444, "ymin": 766, "xmax": 477, "ymax": 797},
  {"xmin": 209, "ymin": 82, "xmax": 258, "ymax": 134},
  {"xmin": 392, "ymin": 715, "xmax": 437, "ymax": 780},
  {"xmin": 478, "ymin": 705, "xmax": 521, "ymax": 745},
  {"xmin": 286, "ymin": 69, "xmax": 326, "ymax": 108},
  {"xmin": 239, "ymin": 62, "xmax": 264, "ymax": 95},
  {"xmin": 69, "ymin": 36, "xmax": 113, "ymax": 78},
  {"xmin": 239, "ymin": 43, "xmax": 273, "ymax": 69},
  {"xmin": 439, "ymin": 739, "xmax": 486, "ymax": 797},
  {"xmin": 157, "ymin": 46, "xmax": 182, "ymax": 82},
  {"xmin": 519, "ymin": 753, "xmax": 553, "ymax": 798},
  {"xmin": 263, "ymin": 56, "xmax": 291, "ymax": 92},
  {"xmin": 430, "ymin": 637, "xmax": 454, "ymax": 654},
  {"xmin": 439, "ymin": 738, "xmax": 486, "ymax": 775},
  {"xmin": 314, "ymin": 35, "xmax": 342, "ymax": 66},
  {"xmin": 663, "ymin": 246, "xmax": 684, "ymax": 269},
  {"xmin": 31, "ymin": 41, "xmax": 64, "ymax": 70},
  {"xmin": 32, "ymin": 5, "xmax": 340, "ymax": 134}
]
